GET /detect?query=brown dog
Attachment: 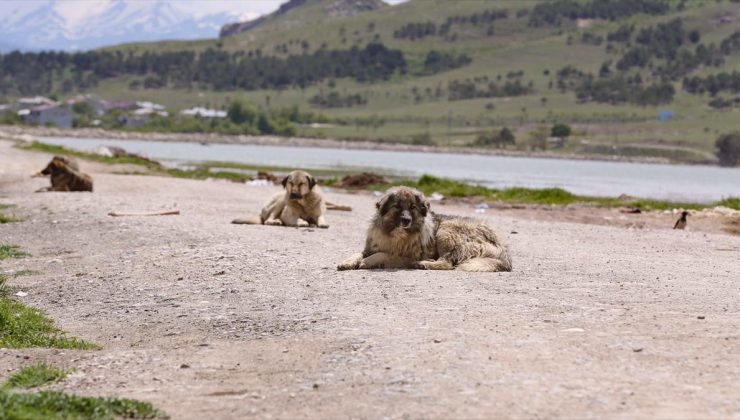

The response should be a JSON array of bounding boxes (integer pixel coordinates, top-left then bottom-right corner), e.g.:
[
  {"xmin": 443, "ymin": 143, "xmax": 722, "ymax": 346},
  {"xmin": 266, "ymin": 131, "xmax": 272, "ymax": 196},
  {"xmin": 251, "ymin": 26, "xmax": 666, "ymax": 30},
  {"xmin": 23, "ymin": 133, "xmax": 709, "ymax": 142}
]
[
  {"xmin": 232, "ymin": 170, "xmax": 329, "ymax": 228},
  {"xmin": 338, "ymin": 186, "xmax": 512, "ymax": 272},
  {"xmin": 34, "ymin": 156, "xmax": 93, "ymax": 192}
]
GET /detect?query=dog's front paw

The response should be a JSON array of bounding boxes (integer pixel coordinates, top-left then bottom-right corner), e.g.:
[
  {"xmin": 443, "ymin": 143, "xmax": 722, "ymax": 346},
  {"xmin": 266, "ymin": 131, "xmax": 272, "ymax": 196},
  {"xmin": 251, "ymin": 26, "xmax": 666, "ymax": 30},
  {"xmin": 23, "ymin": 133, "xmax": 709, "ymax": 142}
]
[
  {"xmin": 337, "ymin": 254, "xmax": 363, "ymax": 271},
  {"xmin": 296, "ymin": 219, "xmax": 310, "ymax": 227},
  {"xmin": 337, "ymin": 260, "xmax": 361, "ymax": 270},
  {"xmin": 317, "ymin": 222, "xmax": 329, "ymax": 229},
  {"xmin": 413, "ymin": 260, "xmax": 433, "ymax": 270},
  {"xmin": 265, "ymin": 218, "xmax": 282, "ymax": 226}
]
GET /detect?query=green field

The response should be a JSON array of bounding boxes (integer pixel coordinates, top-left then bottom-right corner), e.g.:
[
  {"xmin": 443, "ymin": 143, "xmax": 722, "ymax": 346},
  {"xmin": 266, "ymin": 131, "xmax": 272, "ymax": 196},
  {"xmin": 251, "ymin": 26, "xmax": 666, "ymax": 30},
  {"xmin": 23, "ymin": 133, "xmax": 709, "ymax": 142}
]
[{"xmin": 7, "ymin": 0, "xmax": 740, "ymax": 163}]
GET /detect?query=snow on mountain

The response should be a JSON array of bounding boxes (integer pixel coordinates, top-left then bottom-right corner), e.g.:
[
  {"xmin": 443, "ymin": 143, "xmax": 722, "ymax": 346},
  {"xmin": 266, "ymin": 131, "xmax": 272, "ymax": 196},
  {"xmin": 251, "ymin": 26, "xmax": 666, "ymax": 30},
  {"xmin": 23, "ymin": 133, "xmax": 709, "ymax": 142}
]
[{"xmin": 0, "ymin": 0, "xmax": 245, "ymax": 51}]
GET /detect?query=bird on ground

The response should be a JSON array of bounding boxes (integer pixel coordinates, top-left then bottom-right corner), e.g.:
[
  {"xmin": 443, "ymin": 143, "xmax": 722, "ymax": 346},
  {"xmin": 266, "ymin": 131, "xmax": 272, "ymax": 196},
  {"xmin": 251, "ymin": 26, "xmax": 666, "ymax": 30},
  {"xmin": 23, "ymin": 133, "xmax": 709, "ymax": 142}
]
[{"xmin": 673, "ymin": 211, "xmax": 689, "ymax": 230}]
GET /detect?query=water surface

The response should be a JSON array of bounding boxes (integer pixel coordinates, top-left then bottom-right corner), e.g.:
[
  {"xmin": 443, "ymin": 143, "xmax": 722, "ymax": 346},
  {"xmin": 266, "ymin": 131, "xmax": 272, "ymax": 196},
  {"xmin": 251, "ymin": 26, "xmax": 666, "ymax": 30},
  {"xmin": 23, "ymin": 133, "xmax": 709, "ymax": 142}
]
[{"xmin": 39, "ymin": 136, "xmax": 740, "ymax": 203}]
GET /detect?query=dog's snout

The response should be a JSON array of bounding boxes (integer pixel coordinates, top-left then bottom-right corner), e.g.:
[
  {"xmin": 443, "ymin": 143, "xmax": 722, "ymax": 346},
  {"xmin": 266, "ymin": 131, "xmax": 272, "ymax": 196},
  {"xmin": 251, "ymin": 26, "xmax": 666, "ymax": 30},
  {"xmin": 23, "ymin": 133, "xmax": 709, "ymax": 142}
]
[
  {"xmin": 400, "ymin": 210, "xmax": 412, "ymax": 227},
  {"xmin": 289, "ymin": 192, "xmax": 302, "ymax": 199}
]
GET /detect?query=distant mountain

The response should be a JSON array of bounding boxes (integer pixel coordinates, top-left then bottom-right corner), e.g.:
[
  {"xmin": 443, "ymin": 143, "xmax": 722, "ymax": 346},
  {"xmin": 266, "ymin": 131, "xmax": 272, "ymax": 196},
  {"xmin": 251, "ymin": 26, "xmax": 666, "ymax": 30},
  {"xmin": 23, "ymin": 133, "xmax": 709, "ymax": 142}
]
[
  {"xmin": 220, "ymin": 0, "xmax": 386, "ymax": 38},
  {"xmin": 0, "ymin": 0, "xmax": 245, "ymax": 51}
]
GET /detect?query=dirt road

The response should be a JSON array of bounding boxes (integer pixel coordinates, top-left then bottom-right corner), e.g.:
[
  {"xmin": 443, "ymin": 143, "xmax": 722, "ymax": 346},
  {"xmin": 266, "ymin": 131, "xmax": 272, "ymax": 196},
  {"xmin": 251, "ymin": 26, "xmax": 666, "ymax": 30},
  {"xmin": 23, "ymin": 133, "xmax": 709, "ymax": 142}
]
[{"xmin": 1, "ymin": 140, "xmax": 738, "ymax": 418}]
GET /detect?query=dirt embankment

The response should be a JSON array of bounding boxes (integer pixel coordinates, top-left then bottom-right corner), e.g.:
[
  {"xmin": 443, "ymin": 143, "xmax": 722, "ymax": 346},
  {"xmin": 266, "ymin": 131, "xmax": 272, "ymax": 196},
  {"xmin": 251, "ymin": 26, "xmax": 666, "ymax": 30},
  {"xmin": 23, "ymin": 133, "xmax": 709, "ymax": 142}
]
[{"xmin": 1, "ymin": 140, "xmax": 738, "ymax": 418}]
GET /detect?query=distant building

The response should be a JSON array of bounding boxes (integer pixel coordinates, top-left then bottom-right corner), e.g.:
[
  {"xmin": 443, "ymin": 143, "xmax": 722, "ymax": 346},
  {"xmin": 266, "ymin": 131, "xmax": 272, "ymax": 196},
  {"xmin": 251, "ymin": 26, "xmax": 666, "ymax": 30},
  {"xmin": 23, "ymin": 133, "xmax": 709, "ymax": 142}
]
[
  {"xmin": 133, "ymin": 107, "xmax": 168, "ymax": 117},
  {"xmin": 17, "ymin": 96, "xmax": 56, "ymax": 109},
  {"xmin": 180, "ymin": 107, "xmax": 227, "ymax": 119},
  {"xmin": 658, "ymin": 110, "xmax": 674, "ymax": 122},
  {"xmin": 101, "ymin": 100, "xmax": 138, "ymax": 113},
  {"xmin": 19, "ymin": 104, "xmax": 73, "ymax": 128},
  {"xmin": 136, "ymin": 101, "xmax": 166, "ymax": 111}
]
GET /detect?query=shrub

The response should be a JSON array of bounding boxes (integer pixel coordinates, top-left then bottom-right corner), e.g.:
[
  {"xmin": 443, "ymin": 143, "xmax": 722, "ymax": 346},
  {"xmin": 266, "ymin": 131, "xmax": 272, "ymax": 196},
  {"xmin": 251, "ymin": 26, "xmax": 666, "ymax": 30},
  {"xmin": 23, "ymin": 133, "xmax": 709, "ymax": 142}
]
[
  {"xmin": 411, "ymin": 133, "xmax": 434, "ymax": 145},
  {"xmin": 227, "ymin": 100, "xmax": 257, "ymax": 125},
  {"xmin": 716, "ymin": 131, "xmax": 740, "ymax": 166},
  {"xmin": 473, "ymin": 127, "xmax": 516, "ymax": 148},
  {"xmin": 551, "ymin": 123, "xmax": 572, "ymax": 138}
]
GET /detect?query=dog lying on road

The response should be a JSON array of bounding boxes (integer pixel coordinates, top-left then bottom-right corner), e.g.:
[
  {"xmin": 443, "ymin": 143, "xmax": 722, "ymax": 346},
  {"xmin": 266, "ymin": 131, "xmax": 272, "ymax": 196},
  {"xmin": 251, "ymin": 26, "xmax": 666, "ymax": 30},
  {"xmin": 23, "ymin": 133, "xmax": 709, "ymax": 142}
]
[
  {"xmin": 338, "ymin": 186, "xmax": 512, "ymax": 272},
  {"xmin": 232, "ymin": 170, "xmax": 331, "ymax": 228},
  {"xmin": 34, "ymin": 156, "xmax": 93, "ymax": 192}
]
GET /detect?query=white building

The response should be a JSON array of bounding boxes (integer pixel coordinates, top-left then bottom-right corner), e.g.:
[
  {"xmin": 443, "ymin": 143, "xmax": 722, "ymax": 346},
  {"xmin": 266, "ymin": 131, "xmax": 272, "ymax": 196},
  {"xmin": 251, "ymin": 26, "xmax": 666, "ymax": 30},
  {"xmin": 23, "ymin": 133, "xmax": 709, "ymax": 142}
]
[{"xmin": 180, "ymin": 107, "xmax": 227, "ymax": 119}]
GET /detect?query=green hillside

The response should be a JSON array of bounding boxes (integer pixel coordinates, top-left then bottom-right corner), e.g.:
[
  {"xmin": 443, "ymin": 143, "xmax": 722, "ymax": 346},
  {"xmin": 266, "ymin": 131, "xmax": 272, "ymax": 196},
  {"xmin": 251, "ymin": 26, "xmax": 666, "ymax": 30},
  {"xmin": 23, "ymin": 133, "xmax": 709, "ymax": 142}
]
[{"xmin": 3, "ymin": 0, "xmax": 740, "ymax": 163}]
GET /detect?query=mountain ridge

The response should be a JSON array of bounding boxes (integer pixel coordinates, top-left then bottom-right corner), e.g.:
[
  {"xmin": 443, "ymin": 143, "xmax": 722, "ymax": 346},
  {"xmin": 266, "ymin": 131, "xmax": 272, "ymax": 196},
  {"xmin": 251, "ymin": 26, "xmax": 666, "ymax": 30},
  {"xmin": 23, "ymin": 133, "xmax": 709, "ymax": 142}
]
[
  {"xmin": 219, "ymin": 0, "xmax": 387, "ymax": 38},
  {"xmin": 0, "ymin": 0, "xmax": 245, "ymax": 51}
]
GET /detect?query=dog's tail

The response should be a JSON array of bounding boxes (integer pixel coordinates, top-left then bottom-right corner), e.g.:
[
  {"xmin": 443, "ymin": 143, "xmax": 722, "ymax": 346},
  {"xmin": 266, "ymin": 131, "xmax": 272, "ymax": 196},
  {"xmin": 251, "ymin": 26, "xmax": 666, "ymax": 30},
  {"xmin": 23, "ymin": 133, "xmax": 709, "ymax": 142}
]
[
  {"xmin": 457, "ymin": 252, "xmax": 512, "ymax": 272},
  {"xmin": 231, "ymin": 216, "xmax": 262, "ymax": 225},
  {"xmin": 326, "ymin": 201, "xmax": 352, "ymax": 211}
]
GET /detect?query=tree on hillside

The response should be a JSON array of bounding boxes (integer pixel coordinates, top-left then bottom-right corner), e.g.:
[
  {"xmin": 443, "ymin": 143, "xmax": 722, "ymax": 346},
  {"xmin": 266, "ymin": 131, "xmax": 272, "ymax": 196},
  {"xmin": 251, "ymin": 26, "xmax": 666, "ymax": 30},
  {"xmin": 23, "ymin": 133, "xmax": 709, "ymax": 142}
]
[
  {"xmin": 551, "ymin": 123, "xmax": 572, "ymax": 138},
  {"xmin": 473, "ymin": 127, "xmax": 516, "ymax": 148},
  {"xmin": 716, "ymin": 131, "xmax": 740, "ymax": 166},
  {"xmin": 498, "ymin": 127, "xmax": 516, "ymax": 146},
  {"xmin": 227, "ymin": 100, "xmax": 257, "ymax": 125}
]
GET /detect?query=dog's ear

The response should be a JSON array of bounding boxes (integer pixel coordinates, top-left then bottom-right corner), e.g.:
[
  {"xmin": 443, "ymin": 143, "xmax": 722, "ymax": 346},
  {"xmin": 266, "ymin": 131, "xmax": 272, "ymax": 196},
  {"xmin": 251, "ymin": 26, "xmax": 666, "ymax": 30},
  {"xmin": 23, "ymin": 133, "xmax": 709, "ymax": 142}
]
[
  {"xmin": 376, "ymin": 193, "xmax": 392, "ymax": 215},
  {"xmin": 415, "ymin": 193, "xmax": 430, "ymax": 216},
  {"xmin": 420, "ymin": 199, "xmax": 430, "ymax": 217},
  {"xmin": 281, "ymin": 176, "xmax": 289, "ymax": 188},
  {"xmin": 308, "ymin": 176, "xmax": 317, "ymax": 190},
  {"xmin": 40, "ymin": 163, "xmax": 53, "ymax": 175}
]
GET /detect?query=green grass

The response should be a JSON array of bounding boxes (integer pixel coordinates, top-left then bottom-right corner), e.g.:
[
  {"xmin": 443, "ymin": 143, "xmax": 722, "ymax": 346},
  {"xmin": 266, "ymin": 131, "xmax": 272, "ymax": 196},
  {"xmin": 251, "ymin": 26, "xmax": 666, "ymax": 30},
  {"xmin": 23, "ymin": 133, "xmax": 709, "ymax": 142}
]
[
  {"xmin": 18, "ymin": 141, "xmax": 163, "ymax": 170},
  {"xmin": 6, "ymin": 0, "xmax": 739, "ymax": 161},
  {"xmin": 0, "ymin": 390, "xmax": 162, "ymax": 419},
  {"xmin": 0, "ymin": 274, "xmax": 14, "ymax": 298},
  {"xmin": 4, "ymin": 363, "xmax": 71, "ymax": 389},
  {"xmin": 165, "ymin": 167, "xmax": 252, "ymax": 182},
  {"xmin": 717, "ymin": 197, "xmax": 740, "ymax": 209},
  {"xmin": 0, "ymin": 213, "xmax": 17, "ymax": 224},
  {"xmin": 84, "ymin": 0, "xmax": 740, "ymax": 160},
  {"xmin": 0, "ymin": 245, "xmax": 28, "ymax": 260},
  {"xmin": 0, "ymin": 247, "xmax": 95, "ymax": 349},
  {"xmin": 0, "ymin": 204, "xmax": 18, "ymax": 224},
  {"xmin": 367, "ymin": 174, "xmax": 740, "ymax": 210},
  {"xmin": 12, "ymin": 270, "xmax": 41, "ymax": 277},
  {"xmin": 19, "ymin": 140, "xmax": 364, "ymax": 183},
  {"xmin": 0, "ymin": 292, "xmax": 98, "ymax": 350},
  {"xmin": 0, "ymin": 364, "xmax": 163, "ymax": 419}
]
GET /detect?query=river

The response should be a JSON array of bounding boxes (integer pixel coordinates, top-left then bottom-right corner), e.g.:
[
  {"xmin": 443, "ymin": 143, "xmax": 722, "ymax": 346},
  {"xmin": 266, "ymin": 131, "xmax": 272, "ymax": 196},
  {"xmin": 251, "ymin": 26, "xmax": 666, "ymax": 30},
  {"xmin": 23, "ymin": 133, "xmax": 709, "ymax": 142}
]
[{"xmin": 38, "ymin": 136, "xmax": 740, "ymax": 203}]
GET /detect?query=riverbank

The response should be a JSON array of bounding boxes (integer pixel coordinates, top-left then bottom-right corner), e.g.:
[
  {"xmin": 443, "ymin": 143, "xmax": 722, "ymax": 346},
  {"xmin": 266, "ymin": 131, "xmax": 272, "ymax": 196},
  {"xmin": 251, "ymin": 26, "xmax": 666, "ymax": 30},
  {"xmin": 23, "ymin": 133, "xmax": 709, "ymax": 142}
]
[
  {"xmin": 11, "ymin": 138, "xmax": 740, "ymax": 215},
  {"xmin": 0, "ymin": 125, "xmax": 700, "ymax": 166},
  {"xmin": 6, "ymin": 139, "xmax": 740, "ymax": 237}
]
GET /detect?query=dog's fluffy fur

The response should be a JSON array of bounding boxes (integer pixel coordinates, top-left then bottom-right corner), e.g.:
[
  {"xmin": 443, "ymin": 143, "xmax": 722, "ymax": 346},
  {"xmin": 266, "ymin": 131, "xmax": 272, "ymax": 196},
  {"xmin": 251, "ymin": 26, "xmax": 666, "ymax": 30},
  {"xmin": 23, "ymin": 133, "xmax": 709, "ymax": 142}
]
[
  {"xmin": 35, "ymin": 156, "xmax": 93, "ymax": 192},
  {"xmin": 337, "ymin": 186, "xmax": 512, "ymax": 272},
  {"xmin": 232, "ymin": 170, "xmax": 329, "ymax": 228}
]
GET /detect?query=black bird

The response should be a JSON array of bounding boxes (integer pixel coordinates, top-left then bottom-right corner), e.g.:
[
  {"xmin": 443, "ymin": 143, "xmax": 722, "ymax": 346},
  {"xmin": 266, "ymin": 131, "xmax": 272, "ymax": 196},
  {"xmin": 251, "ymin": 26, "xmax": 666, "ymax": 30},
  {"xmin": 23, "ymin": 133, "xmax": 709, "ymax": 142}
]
[{"xmin": 673, "ymin": 211, "xmax": 689, "ymax": 230}]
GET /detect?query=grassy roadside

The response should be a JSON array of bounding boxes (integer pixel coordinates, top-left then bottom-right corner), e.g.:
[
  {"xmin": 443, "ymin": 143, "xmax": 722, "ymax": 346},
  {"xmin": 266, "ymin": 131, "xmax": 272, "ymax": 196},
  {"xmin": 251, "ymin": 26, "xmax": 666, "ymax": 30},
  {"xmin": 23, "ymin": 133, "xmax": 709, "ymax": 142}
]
[
  {"xmin": 0, "ymin": 272, "xmax": 98, "ymax": 350},
  {"xmin": 16, "ymin": 140, "xmax": 740, "ymax": 211},
  {"xmin": 0, "ymin": 204, "xmax": 18, "ymax": 224},
  {"xmin": 18, "ymin": 141, "xmax": 164, "ymax": 170},
  {"xmin": 0, "ymin": 249, "xmax": 161, "ymax": 417},
  {"xmin": 0, "ymin": 245, "xmax": 97, "ymax": 349},
  {"xmin": 18, "ymin": 141, "xmax": 350, "ymax": 183},
  {"xmin": 0, "ymin": 363, "xmax": 162, "ymax": 419},
  {"xmin": 361, "ymin": 175, "xmax": 740, "ymax": 211},
  {"xmin": 3, "ymin": 363, "xmax": 71, "ymax": 389},
  {"xmin": 0, "ymin": 244, "xmax": 28, "ymax": 260}
]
